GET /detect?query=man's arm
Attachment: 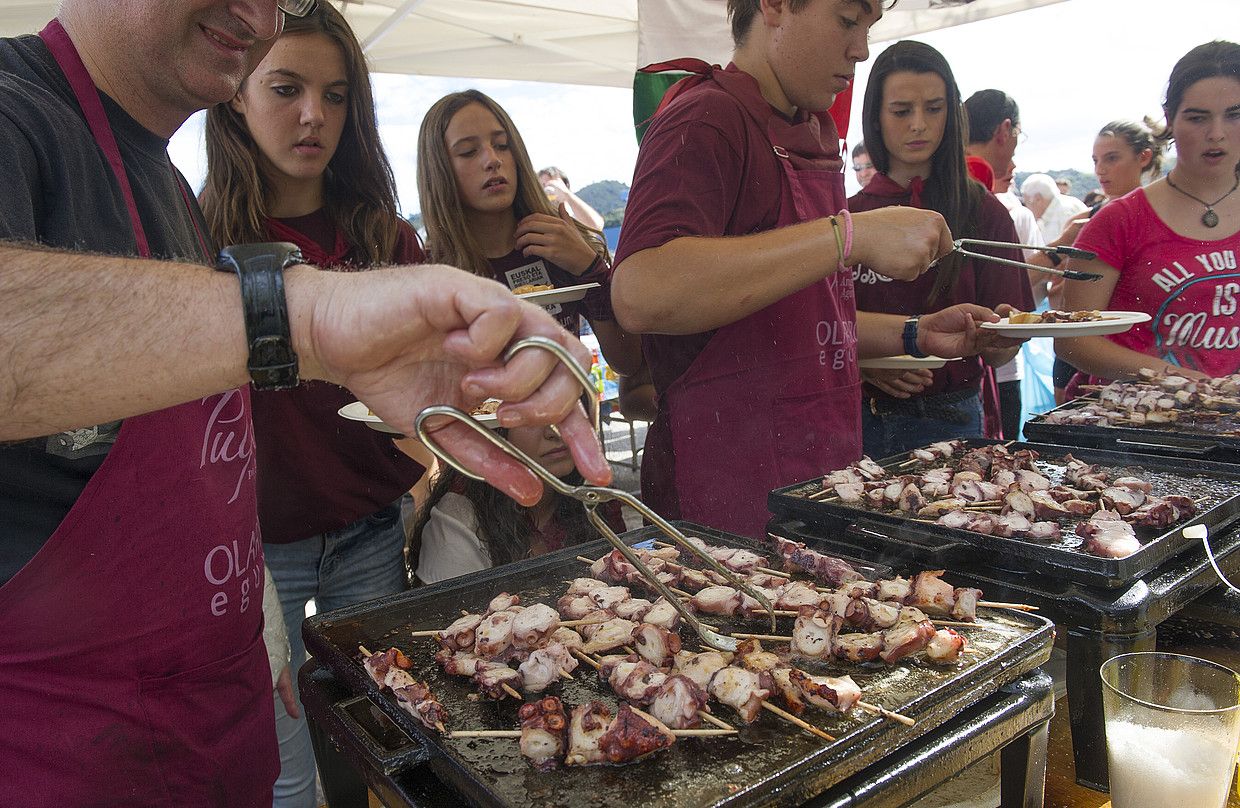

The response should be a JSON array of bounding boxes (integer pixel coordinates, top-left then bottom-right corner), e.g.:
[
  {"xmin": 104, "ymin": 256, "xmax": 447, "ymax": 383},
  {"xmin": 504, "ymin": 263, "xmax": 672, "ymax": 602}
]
[
  {"xmin": 612, "ymin": 207, "xmax": 955, "ymax": 335},
  {"xmin": 0, "ymin": 244, "xmax": 611, "ymax": 502}
]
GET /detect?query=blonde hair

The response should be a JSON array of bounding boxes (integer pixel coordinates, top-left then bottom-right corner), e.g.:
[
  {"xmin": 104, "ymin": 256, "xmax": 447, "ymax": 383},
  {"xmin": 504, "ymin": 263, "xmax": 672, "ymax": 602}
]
[
  {"xmin": 416, "ymin": 90, "xmax": 607, "ymax": 279},
  {"xmin": 201, "ymin": 3, "xmax": 401, "ymax": 265}
]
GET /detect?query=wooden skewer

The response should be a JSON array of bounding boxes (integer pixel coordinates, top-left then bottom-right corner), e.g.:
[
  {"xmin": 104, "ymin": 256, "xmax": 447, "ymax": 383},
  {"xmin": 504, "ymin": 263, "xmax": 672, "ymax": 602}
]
[
  {"xmin": 410, "ymin": 629, "xmax": 441, "ymax": 638},
  {"xmin": 501, "ymin": 683, "xmax": 524, "ymax": 700},
  {"xmin": 571, "ymin": 648, "xmax": 600, "ymax": 669},
  {"xmin": 732, "ymin": 632, "xmax": 793, "ymax": 642},
  {"xmin": 808, "ymin": 488, "xmax": 838, "ymax": 500},
  {"xmin": 359, "ymin": 645, "xmax": 372, "ymax": 656},
  {"xmin": 898, "ymin": 458, "xmax": 921, "ymax": 468},
  {"xmin": 857, "ymin": 700, "xmax": 916, "ymax": 727},
  {"xmin": 629, "ymin": 707, "xmax": 738, "ymax": 736},
  {"xmin": 575, "ymin": 650, "xmax": 734, "ymax": 731},
  {"xmin": 576, "ymin": 555, "xmax": 596, "ymax": 565},
  {"xmin": 558, "ymin": 669, "xmax": 575, "ymax": 681},
  {"xmin": 761, "ymin": 701, "xmax": 835, "ymax": 741},
  {"xmin": 448, "ymin": 726, "xmax": 737, "ymax": 739},
  {"xmin": 962, "ymin": 504, "xmax": 1003, "ymax": 512},
  {"xmin": 979, "ymin": 601, "xmax": 1039, "ymax": 611},
  {"xmin": 757, "ymin": 566, "xmax": 793, "ymax": 579},
  {"xmin": 411, "ymin": 614, "xmax": 604, "ymax": 640},
  {"xmin": 932, "ymin": 620, "xmax": 978, "ymax": 628}
]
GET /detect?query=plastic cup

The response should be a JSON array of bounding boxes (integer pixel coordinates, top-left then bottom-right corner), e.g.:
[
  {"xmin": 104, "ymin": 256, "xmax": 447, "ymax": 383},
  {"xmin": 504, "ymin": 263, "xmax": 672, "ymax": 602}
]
[{"xmin": 1101, "ymin": 652, "xmax": 1240, "ymax": 808}]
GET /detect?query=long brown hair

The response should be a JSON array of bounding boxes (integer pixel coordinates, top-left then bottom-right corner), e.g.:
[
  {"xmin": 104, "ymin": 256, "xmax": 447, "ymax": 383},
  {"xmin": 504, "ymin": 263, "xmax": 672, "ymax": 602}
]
[
  {"xmin": 862, "ymin": 40, "xmax": 984, "ymax": 302},
  {"xmin": 416, "ymin": 89, "xmax": 608, "ymax": 279},
  {"xmin": 200, "ymin": 3, "xmax": 401, "ymax": 265}
]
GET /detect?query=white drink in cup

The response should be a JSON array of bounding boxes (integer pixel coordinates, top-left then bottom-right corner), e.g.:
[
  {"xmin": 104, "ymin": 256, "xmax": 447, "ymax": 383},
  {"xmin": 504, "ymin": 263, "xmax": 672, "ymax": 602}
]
[{"xmin": 1101, "ymin": 652, "xmax": 1240, "ymax": 808}]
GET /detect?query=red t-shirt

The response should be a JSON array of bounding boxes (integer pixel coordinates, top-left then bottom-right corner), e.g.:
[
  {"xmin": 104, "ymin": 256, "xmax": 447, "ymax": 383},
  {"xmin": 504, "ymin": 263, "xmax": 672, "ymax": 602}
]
[
  {"xmin": 613, "ymin": 64, "xmax": 789, "ymax": 395},
  {"xmin": 251, "ymin": 210, "xmax": 427, "ymax": 543},
  {"xmin": 1074, "ymin": 188, "xmax": 1240, "ymax": 376},
  {"xmin": 849, "ymin": 175, "xmax": 1033, "ymax": 399}
]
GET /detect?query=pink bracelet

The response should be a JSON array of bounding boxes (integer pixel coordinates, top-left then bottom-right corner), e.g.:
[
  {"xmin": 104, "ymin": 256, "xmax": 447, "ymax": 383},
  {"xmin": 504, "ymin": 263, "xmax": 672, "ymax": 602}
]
[{"xmin": 838, "ymin": 208, "xmax": 854, "ymax": 266}]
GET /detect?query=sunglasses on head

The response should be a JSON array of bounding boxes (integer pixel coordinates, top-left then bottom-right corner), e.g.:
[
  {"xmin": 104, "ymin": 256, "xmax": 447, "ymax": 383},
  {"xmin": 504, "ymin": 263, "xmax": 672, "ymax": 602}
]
[{"xmin": 278, "ymin": 0, "xmax": 317, "ymax": 17}]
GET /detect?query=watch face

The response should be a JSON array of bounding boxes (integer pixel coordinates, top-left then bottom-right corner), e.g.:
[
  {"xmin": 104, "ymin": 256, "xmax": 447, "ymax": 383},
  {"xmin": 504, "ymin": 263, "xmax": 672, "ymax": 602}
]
[{"xmin": 219, "ymin": 243, "xmax": 302, "ymax": 391}]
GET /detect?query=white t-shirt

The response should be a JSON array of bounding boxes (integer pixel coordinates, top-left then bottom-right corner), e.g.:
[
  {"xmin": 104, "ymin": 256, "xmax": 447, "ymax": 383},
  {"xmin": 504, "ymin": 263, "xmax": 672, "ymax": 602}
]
[{"xmin": 415, "ymin": 492, "xmax": 492, "ymax": 585}]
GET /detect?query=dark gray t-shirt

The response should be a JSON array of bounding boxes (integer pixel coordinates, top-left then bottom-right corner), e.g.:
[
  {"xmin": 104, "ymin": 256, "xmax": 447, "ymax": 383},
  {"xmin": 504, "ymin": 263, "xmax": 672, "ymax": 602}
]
[{"xmin": 0, "ymin": 34, "xmax": 213, "ymax": 586}]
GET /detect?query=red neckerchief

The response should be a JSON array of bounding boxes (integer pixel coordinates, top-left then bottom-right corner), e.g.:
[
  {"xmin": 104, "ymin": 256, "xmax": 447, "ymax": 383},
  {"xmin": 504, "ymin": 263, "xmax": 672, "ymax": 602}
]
[{"xmin": 859, "ymin": 172, "xmax": 926, "ymax": 207}]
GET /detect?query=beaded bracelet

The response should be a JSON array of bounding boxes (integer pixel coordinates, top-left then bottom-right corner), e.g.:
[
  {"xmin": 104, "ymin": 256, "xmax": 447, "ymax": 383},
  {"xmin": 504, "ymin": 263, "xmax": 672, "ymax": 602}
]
[{"xmin": 829, "ymin": 216, "xmax": 847, "ymax": 273}]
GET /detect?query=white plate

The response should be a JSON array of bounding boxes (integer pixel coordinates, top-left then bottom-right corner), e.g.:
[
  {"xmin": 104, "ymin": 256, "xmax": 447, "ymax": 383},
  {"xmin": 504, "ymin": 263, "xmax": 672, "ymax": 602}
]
[
  {"xmin": 337, "ymin": 401, "xmax": 499, "ymax": 435},
  {"xmin": 979, "ymin": 310, "xmax": 1151, "ymax": 338},
  {"xmin": 858, "ymin": 355, "xmax": 959, "ymax": 370},
  {"xmin": 517, "ymin": 282, "xmax": 599, "ymax": 305}
]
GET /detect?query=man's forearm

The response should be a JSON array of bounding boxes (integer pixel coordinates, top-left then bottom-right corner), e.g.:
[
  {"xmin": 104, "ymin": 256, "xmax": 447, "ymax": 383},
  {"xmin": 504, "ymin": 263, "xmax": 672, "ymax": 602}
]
[
  {"xmin": 0, "ymin": 244, "xmax": 253, "ymax": 440},
  {"xmin": 611, "ymin": 217, "xmax": 841, "ymax": 335}
]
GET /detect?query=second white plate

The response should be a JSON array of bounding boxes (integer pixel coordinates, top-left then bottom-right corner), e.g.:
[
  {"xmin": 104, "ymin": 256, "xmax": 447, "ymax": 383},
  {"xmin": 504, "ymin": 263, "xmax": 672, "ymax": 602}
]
[
  {"xmin": 979, "ymin": 310, "xmax": 1151, "ymax": 338},
  {"xmin": 518, "ymin": 282, "xmax": 599, "ymax": 306},
  {"xmin": 858, "ymin": 355, "xmax": 958, "ymax": 369},
  {"xmin": 338, "ymin": 401, "xmax": 499, "ymax": 435}
]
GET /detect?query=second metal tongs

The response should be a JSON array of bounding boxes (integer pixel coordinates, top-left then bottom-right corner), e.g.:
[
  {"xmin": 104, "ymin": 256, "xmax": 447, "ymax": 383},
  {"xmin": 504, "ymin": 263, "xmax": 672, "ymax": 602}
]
[
  {"xmin": 934, "ymin": 238, "xmax": 1102, "ymax": 281},
  {"xmin": 414, "ymin": 335, "xmax": 776, "ymax": 652}
]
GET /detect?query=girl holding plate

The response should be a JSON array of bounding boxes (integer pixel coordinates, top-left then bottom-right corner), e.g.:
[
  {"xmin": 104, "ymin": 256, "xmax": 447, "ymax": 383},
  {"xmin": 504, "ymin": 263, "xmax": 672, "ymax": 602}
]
[
  {"xmin": 849, "ymin": 41, "xmax": 1033, "ymax": 457},
  {"xmin": 1058, "ymin": 40, "xmax": 1240, "ymax": 381},
  {"xmin": 416, "ymin": 90, "xmax": 641, "ymax": 376}
]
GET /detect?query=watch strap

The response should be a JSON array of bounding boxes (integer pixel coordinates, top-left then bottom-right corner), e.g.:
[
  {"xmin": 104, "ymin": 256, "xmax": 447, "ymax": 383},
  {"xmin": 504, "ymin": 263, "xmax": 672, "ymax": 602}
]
[
  {"xmin": 216, "ymin": 242, "xmax": 303, "ymax": 390},
  {"xmin": 1047, "ymin": 251, "xmax": 1063, "ymax": 267},
  {"xmin": 903, "ymin": 316, "xmax": 928, "ymax": 359}
]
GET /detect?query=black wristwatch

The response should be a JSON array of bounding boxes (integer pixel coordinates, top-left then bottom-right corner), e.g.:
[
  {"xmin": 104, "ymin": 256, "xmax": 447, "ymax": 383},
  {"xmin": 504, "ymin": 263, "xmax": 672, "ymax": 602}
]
[
  {"xmin": 1047, "ymin": 251, "xmax": 1064, "ymax": 267},
  {"xmin": 903, "ymin": 316, "xmax": 928, "ymax": 358},
  {"xmin": 216, "ymin": 242, "xmax": 304, "ymax": 390}
]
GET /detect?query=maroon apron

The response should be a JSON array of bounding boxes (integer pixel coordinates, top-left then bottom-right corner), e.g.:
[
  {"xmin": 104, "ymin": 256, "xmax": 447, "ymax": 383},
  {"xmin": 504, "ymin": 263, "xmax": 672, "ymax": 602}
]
[
  {"xmin": 0, "ymin": 21, "xmax": 277, "ymax": 807},
  {"xmin": 640, "ymin": 63, "xmax": 861, "ymax": 538}
]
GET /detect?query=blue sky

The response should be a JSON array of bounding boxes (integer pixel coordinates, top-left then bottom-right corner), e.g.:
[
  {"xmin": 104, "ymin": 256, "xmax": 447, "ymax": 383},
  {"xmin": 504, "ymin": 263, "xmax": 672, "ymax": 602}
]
[{"xmin": 169, "ymin": 0, "xmax": 1234, "ymax": 215}]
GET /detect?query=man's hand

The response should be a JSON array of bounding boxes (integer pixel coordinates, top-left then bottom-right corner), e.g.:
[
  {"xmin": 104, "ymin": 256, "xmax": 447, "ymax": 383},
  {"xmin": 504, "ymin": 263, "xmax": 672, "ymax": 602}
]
[
  {"xmin": 915, "ymin": 303, "xmax": 1006, "ymax": 358},
  {"xmin": 850, "ymin": 207, "xmax": 955, "ymax": 282},
  {"xmin": 514, "ymin": 205, "xmax": 597, "ymax": 275},
  {"xmin": 861, "ymin": 367, "xmax": 934, "ymax": 399},
  {"xmin": 292, "ymin": 265, "xmax": 611, "ymax": 504},
  {"xmin": 276, "ymin": 665, "xmax": 299, "ymax": 719}
]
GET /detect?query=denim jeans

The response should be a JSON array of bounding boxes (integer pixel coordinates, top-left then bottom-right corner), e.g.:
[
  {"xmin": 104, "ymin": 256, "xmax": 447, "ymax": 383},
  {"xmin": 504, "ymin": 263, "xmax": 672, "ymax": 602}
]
[
  {"xmin": 265, "ymin": 501, "xmax": 409, "ymax": 808},
  {"xmin": 861, "ymin": 391, "xmax": 984, "ymax": 460}
]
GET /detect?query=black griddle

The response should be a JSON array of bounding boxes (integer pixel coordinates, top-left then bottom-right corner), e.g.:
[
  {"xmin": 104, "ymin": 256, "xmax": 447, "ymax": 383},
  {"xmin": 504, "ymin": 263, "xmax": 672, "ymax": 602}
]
[
  {"xmin": 768, "ymin": 439, "xmax": 1240, "ymax": 588},
  {"xmin": 303, "ymin": 523, "xmax": 1054, "ymax": 808},
  {"xmin": 1023, "ymin": 395, "xmax": 1240, "ymax": 463}
]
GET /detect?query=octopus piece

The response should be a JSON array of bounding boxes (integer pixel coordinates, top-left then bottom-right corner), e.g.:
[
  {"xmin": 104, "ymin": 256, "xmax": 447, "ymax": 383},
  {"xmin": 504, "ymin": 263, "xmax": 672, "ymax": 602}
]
[
  {"xmin": 840, "ymin": 579, "xmax": 878, "ymax": 600},
  {"xmin": 876, "ymin": 576, "xmax": 912, "ymax": 603},
  {"xmin": 1100, "ymin": 487, "xmax": 1146, "ymax": 515},
  {"xmin": 363, "ymin": 647, "xmax": 411, "ymax": 684},
  {"xmin": 748, "ymin": 572, "xmax": 790, "ymax": 589},
  {"xmin": 486, "ymin": 592, "xmax": 520, "ymax": 614},
  {"xmin": 883, "ymin": 479, "xmax": 908, "ymax": 506},
  {"xmin": 474, "ymin": 611, "xmax": 516, "ymax": 659},
  {"xmin": 548, "ymin": 627, "xmax": 584, "ymax": 652},
  {"xmin": 591, "ymin": 550, "xmax": 637, "ymax": 584},
  {"xmin": 1126, "ymin": 499, "xmax": 1182, "ymax": 528},
  {"xmin": 835, "ymin": 482, "xmax": 866, "ymax": 503},
  {"xmin": 846, "ymin": 597, "xmax": 902, "ymax": 631},
  {"xmin": 519, "ymin": 697, "xmax": 568, "ymax": 771},
  {"xmin": 1046, "ymin": 485, "xmax": 1094, "ymax": 503},
  {"xmin": 910, "ymin": 447, "xmax": 938, "ymax": 464},
  {"xmin": 511, "ymin": 603, "xmax": 561, "ymax": 651},
  {"xmin": 823, "ymin": 467, "xmax": 865, "ymax": 488},
  {"xmin": 991, "ymin": 469, "xmax": 1017, "ymax": 490},
  {"xmin": 565, "ymin": 577, "xmax": 609, "ymax": 595},
  {"xmin": 1025, "ymin": 521, "xmax": 1063, "ymax": 541},
  {"xmin": 1002, "ymin": 487, "xmax": 1036, "ymax": 520},
  {"xmin": 1062, "ymin": 498, "xmax": 1099, "ymax": 516},
  {"xmin": 767, "ymin": 667, "xmax": 806, "ymax": 714},
  {"xmin": 776, "ymin": 581, "xmax": 823, "ymax": 611},
  {"xmin": 648, "ymin": 675, "xmax": 709, "ymax": 730},
  {"xmin": 581, "ymin": 618, "xmax": 638, "ymax": 654},
  {"xmin": 833, "ymin": 631, "xmax": 884, "ymax": 663},
  {"xmin": 473, "ymin": 660, "xmax": 522, "ymax": 699},
  {"xmin": 518, "ymin": 642, "xmax": 578, "ymax": 694},
  {"xmin": 1014, "ymin": 469, "xmax": 1051, "ymax": 492},
  {"xmin": 735, "ymin": 638, "xmax": 783, "ymax": 673},
  {"xmin": 642, "ymin": 597, "xmax": 682, "ymax": 631},
  {"xmin": 437, "ymin": 613, "xmax": 483, "ymax": 652},
  {"xmin": 677, "ymin": 567, "xmax": 712, "ymax": 593},
  {"xmin": 435, "ymin": 649, "xmax": 483, "ymax": 677},
  {"xmin": 709, "ymin": 666, "xmax": 770, "ymax": 723},
  {"xmin": 855, "ymin": 456, "xmax": 888, "ymax": 480},
  {"xmin": 606, "ymin": 658, "xmax": 668, "ymax": 704},
  {"xmin": 1075, "ymin": 511, "xmax": 1140, "ymax": 558},
  {"xmin": 633, "ymin": 622, "xmax": 682, "ymax": 668},
  {"xmin": 565, "ymin": 702, "xmax": 614, "ymax": 766},
  {"xmin": 597, "ymin": 704, "xmax": 676, "ymax": 764},
  {"xmin": 786, "ymin": 545, "xmax": 864, "ymax": 587},
  {"xmin": 590, "ymin": 585, "xmax": 632, "ymax": 611},
  {"xmin": 925, "ymin": 629, "xmax": 966, "ymax": 664},
  {"xmin": 865, "ymin": 487, "xmax": 887, "ymax": 508},
  {"xmin": 880, "ymin": 608, "xmax": 937, "ymax": 664},
  {"xmin": 917, "ymin": 498, "xmax": 968, "ymax": 519},
  {"xmin": 1113, "ymin": 476, "xmax": 1153, "ymax": 494},
  {"xmin": 557, "ymin": 593, "xmax": 599, "ymax": 621},
  {"xmin": 612, "ymin": 597, "xmax": 654, "ymax": 622},
  {"xmin": 575, "ymin": 610, "xmax": 613, "ymax": 636},
  {"xmin": 906, "ymin": 570, "xmax": 956, "ymax": 617},
  {"xmin": 673, "ymin": 650, "xmax": 733, "ymax": 692},
  {"xmin": 951, "ymin": 588, "xmax": 982, "ymax": 622},
  {"xmin": 739, "ymin": 585, "xmax": 781, "ymax": 615},
  {"xmin": 955, "ymin": 480, "xmax": 1007, "ymax": 503},
  {"xmin": 993, "ymin": 513, "xmax": 1032, "ymax": 538},
  {"xmin": 392, "ymin": 680, "xmax": 448, "ymax": 731},
  {"xmin": 897, "ymin": 482, "xmax": 927, "ymax": 513},
  {"xmin": 792, "ymin": 606, "xmax": 841, "ymax": 659},
  {"xmin": 789, "ymin": 669, "xmax": 862, "ymax": 713},
  {"xmin": 1028, "ymin": 490, "xmax": 1069, "ymax": 519},
  {"xmin": 819, "ymin": 590, "xmax": 853, "ymax": 619},
  {"xmin": 691, "ymin": 585, "xmax": 743, "ymax": 616}
]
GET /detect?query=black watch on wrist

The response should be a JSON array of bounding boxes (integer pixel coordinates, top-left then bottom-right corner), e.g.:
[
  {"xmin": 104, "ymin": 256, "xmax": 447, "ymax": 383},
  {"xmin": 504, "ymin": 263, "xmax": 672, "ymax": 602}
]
[
  {"xmin": 1047, "ymin": 251, "xmax": 1064, "ymax": 267},
  {"xmin": 215, "ymin": 242, "xmax": 304, "ymax": 391},
  {"xmin": 903, "ymin": 316, "xmax": 929, "ymax": 359}
]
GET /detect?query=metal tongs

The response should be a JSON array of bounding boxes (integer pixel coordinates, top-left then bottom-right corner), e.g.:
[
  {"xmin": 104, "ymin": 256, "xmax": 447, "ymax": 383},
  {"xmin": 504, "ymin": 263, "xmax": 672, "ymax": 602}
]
[
  {"xmin": 934, "ymin": 238, "xmax": 1102, "ymax": 281},
  {"xmin": 413, "ymin": 335, "xmax": 775, "ymax": 652}
]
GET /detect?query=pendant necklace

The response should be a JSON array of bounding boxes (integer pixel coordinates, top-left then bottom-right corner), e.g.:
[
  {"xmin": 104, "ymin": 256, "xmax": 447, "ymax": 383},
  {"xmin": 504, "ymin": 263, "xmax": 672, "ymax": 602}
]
[{"xmin": 1165, "ymin": 171, "xmax": 1239, "ymax": 228}]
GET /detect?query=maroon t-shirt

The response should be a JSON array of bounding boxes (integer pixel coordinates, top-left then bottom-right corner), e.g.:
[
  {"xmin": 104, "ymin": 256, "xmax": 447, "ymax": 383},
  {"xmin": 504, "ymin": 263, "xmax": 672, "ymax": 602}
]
[
  {"xmin": 613, "ymin": 64, "xmax": 790, "ymax": 395},
  {"xmin": 251, "ymin": 210, "xmax": 427, "ymax": 543},
  {"xmin": 488, "ymin": 250, "xmax": 613, "ymax": 335},
  {"xmin": 849, "ymin": 175, "xmax": 1033, "ymax": 400}
]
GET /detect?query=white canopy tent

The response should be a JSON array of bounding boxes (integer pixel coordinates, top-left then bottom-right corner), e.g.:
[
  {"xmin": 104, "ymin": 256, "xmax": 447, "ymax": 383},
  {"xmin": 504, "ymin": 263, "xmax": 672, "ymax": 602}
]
[{"xmin": 0, "ymin": 0, "xmax": 1067, "ymax": 88}]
